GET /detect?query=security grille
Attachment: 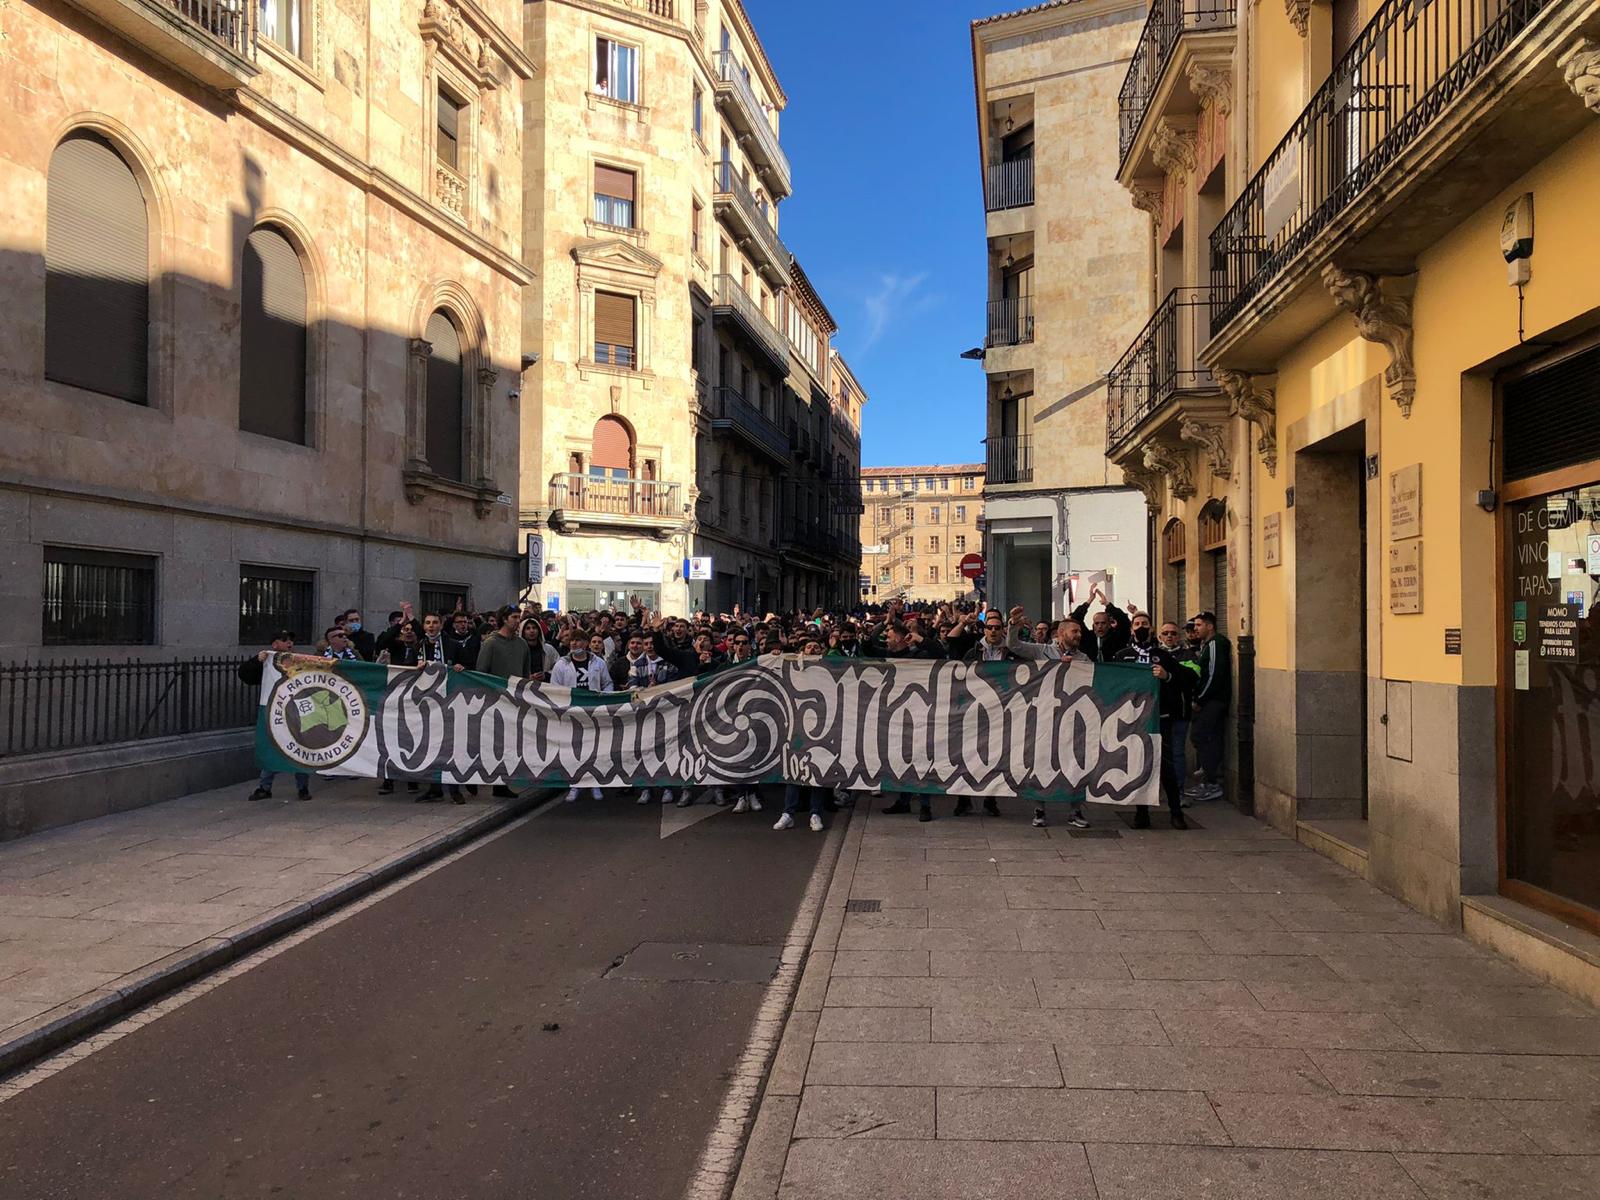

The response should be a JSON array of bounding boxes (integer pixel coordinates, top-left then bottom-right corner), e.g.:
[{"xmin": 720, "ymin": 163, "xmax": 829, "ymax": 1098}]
[
  {"xmin": 43, "ymin": 547, "xmax": 157, "ymax": 646},
  {"xmin": 239, "ymin": 566, "xmax": 315, "ymax": 645},
  {"xmin": 1503, "ymin": 342, "xmax": 1600, "ymax": 482}
]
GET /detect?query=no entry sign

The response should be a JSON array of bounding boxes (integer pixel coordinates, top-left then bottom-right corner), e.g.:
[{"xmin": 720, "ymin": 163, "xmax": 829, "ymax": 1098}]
[{"xmin": 959, "ymin": 552, "xmax": 985, "ymax": 579}]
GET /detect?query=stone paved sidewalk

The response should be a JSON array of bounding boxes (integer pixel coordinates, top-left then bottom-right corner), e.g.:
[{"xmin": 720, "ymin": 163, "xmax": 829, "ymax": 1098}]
[
  {"xmin": 0, "ymin": 777, "xmax": 534, "ymax": 1068},
  {"xmin": 736, "ymin": 801, "xmax": 1600, "ymax": 1200}
]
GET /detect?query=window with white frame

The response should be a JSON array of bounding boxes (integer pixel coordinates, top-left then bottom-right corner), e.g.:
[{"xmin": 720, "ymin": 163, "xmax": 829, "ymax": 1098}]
[
  {"xmin": 259, "ymin": 0, "xmax": 306, "ymax": 59},
  {"xmin": 955, "ymin": 505, "xmax": 966, "ymax": 521},
  {"xmin": 955, "ymin": 535, "xmax": 967, "ymax": 552},
  {"xmin": 595, "ymin": 37, "xmax": 639, "ymax": 104},
  {"xmin": 593, "ymin": 164, "xmax": 636, "ymax": 229}
]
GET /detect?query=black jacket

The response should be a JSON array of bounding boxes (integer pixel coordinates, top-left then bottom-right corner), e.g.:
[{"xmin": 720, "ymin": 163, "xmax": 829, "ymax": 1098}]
[
  {"xmin": 1113, "ymin": 639, "xmax": 1195, "ymax": 720},
  {"xmin": 445, "ymin": 632, "xmax": 481, "ymax": 670},
  {"xmin": 238, "ymin": 654, "xmax": 266, "ymax": 688},
  {"xmin": 348, "ymin": 629, "xmax": 377, "ymax": 661},
  {"xmin": 1071, "ymin": 602, "xmax": 1131, "ymax": 662},
  {"xmin": 1194, "ymin": 634, "xmax": 1233, "ymax": 706}
]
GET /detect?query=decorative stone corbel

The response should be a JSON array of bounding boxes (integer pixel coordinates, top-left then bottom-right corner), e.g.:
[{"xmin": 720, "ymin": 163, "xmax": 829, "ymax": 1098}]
[
  {"xmin": 1127, "ymin": 182, "xmax": 1163, "ymax": 218},
  {"xmin": 1150, "ymin": 121, "xmax": 1197, "ymax": 182},
  {"xmin": 1215, "ymin": 369, "xmax": 1278, "ymax": 477},
  {"xmin": 1187, "ymin": 62, "xmax": 1233, "ymax": 117},
  {"xmin": 1121, "ymin": 461, "xmax": 1166, "ymax": 514},
  {"xmin": 1180, "ymin": 416, "xmax": 1232, "ymax": 480},
  {"xmin": 1321, "ymin": 266, "xmax": 1416, "ymax": 417},
  {"xmin": 1559, "ymin": 38, "xmax": 1600, "ymax": 114},
  {"xmin": 1286, "ymin": 0, "xmax": 1311, "ymax": 37},
  {"xmin": 1142, "ymin": 441, "xmax": 1197, "ymax": 501}
]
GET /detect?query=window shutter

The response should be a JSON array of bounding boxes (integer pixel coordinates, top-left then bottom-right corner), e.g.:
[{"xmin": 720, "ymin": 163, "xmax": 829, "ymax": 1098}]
[
  {"xmin": 594, "ymin": 291, "xmax": 635, "ymax": 350},
  {"xmin": 594, "ymin": 165, "xmax": 636, "ymax": 201},
  {"xmin": 46, "ymin": 133, "xmax": 149, "ymax": 403},
  {"xmin": 240, "ymin": 227, "xmax": 308, "ymax": 444},
  {"xmin": 425, "ymin": 310, "xmax": 465, "ymax": 481},
  {"xmin": 591, "ymin": 416, "xmax": 633, "ymax": 472},
  {"xmin": 1503, "ymin": 343, "xmax": 1600, "ymax": 482}
]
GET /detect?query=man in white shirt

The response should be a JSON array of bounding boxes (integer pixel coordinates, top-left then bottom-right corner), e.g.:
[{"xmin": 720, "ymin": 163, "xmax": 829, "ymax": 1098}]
[{"xmin": 552, "ymin": 630, "xmax": 612, "ymax": 803}]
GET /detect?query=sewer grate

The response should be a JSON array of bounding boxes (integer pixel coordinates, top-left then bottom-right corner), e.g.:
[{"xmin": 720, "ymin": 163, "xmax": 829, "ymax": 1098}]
[
  {"xmin": 1067, "ymin": 829, "xmax": 1122, "ymax": 839},
  {"xmin": 846, "ymin": 899, "xmax": 882, "ymax": 913},
  {"xmin": 603, "ymin": 942, "xmax": 781, "ymax": 984}
]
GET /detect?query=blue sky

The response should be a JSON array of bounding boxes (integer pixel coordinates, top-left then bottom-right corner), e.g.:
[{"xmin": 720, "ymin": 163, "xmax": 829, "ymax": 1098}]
[{"xmin": 747, "ymin": 0, "xmax": 997, "ymax": 470}]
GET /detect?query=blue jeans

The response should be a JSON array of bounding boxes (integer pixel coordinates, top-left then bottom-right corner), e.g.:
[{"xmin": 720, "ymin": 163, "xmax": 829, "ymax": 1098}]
[
  {"xmin": 1168, "ymin": 718, "xmax": 1190, "ymax": 791},
  {"xmin": 259, "ymin": 769, "xmax": 311, "ymax": 796},
  {"xmin": 783, "ymin": 784, "xmax": 824, "ymax": 817}
]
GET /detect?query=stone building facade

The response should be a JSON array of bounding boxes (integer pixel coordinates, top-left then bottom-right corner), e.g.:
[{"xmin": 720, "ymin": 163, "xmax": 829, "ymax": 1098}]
[
  {"xmin": 970, "ymin": 0, "xmax": 1153, "ymax": 623},
  {"xmin": 1103, "ymin": 0, "xmax": 1600, "ymax": 1002},
  {"xmin": 0, "ymin": 0, "xmax": 533, "ymax": 658},
  {"xmin": 859, "ymin": 465, "xmax": 985, "ymax": 606},
  {"xmin": 520, "ymin": 0, "xmax": 861, "ymax": 617}
]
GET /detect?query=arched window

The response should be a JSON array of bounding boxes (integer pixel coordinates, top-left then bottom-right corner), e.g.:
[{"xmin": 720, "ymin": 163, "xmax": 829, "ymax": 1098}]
[
  {"xmin": 424, "ymin": 310, "xmax": 465, "ymax": 481},
  {"xmin": 590, "ymin": 415, "xmax": 634, "ymax": 481},
  {"xmin": 46, "ymin": 132, "xmax": 148, "ymax": 403},
  {"xmin": 240, "ymin": 226, "xmax": 308, "ymax": 443}
]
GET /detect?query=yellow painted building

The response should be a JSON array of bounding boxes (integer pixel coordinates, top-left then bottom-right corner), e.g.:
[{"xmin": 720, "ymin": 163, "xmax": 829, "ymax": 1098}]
[
  {"xmin": 859, "ymin": 466, "xmax": 986, "ymax": 605},
  {"xmin": 1106, "ymin": 0, "xmax": 1600, "ymax": 997}
]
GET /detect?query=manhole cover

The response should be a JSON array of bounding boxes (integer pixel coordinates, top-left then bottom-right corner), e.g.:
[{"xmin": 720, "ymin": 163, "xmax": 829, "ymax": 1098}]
[
  {"xmin": 604, "ymin": 942, "xmax": 780, "ymax": 984},
  {"xmin": 846, "ymin": 899, "xmax": 882, "ymax": 913},
  {"xmin": 1068, "ymin": 828, "xmax": 1122, "ymax": 839}
]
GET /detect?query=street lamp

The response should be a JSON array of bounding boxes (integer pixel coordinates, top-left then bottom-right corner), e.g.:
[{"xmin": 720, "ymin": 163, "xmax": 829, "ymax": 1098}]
[{"xmin": 958, "ymin": 347, "xmax": 985, "ymax": 361}]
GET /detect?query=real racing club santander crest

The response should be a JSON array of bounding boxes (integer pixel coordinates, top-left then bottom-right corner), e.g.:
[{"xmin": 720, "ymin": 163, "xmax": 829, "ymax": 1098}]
[{"xmin": 264, "ymin": 657, "xmax": 371, "ymax": 770}]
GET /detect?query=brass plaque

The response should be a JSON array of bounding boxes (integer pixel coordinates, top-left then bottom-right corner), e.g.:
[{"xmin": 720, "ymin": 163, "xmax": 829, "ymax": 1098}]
[
  {"xmin": 1390, "ymin": 463, "xmax": 1422, "ymax": 541},
  {"xmin": 1263, "ymin": 512, "xmax": 1282, "ymax": 568},
  {"xmin": 1389, "ymin": 540, "xmax": 1422, "ymax": 614}
]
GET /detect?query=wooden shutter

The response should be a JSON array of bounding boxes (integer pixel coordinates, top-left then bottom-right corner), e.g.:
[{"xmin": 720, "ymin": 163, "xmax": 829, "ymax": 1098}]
[
  {"xmin": 594, "ymin": 165, "xmax": 636, "ymax": 201},
  {"xmin": 1503, "ymin": 343, "xmax": 1600, "ymax": 482},
  {"xmin": 425, "ymin": 311, "xmax": 465, "ymax": 481},
  {"xmin": 45, "ymin": 134, "xmax": 149, "ymax": 403},
  {"xmin": 240, "ymin": 227, "xmax": 308, "ymax": 444},
  {"xmin": 1332, "ymin": 0, "xmax": 1361, "ymax": 60},
  {"xmin": 594, "ymin": 291, "xmax": 635, "ymax": 351},
  {"xmin": 591, "ymin": 415, "xmax": 633, "ymax": 471}
]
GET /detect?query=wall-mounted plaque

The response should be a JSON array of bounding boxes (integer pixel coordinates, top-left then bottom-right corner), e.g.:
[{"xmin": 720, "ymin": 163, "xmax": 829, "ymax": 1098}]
[
  {"xmin": 1390, "ymin": 464, "xmax": 1422, "ymax": 541},
  {"xmin": 1389, "ymin": 541, "xmax": 1422, "ymax": 614},
  {"xmin": 1263, "ymin": 512, "xmax": 1282, "ymax": 567}
]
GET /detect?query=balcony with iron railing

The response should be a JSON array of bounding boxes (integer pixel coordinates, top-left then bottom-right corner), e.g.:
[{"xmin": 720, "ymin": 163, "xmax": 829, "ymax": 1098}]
[
  {"xmin": 712, "ymin": 162, "xmax": 790, "ymax": 287},
  {"xmin": 1116, "ymin": 0, "xmax": 1237, "ymax": 175},
  {"xmin": 1105, "ymin": 287, "xmax": 1225, "ymax": 456},
  {"xmin": 985, "ymin": 434, "xmax": 1034, "ymax": 487},
  {"xmin": 983, "ymin": 158, "xmax": 1035, "ymax": 213},
  {"xmin": 714, "ymin": 49, "xmax": 793, "ymax": 198},
  {"xmin": 985, "ymin": 296, "xmax": 1035, "ymax": 349},
  {"xmin": 781, "ymin": 520, "xmax": 839, "ymax": 560},
  {"xmin": 548, "ymin": 474, "xmax": 685, "ymax": 535},
  {"xmin": 710, "ymin": 385, "xmax": 791, "ymax": 466},
  {"xmin": 1206, "ymin": 0, "xmax": 1587, "ymax": 363},
  {"xmin": 711, "ymin": 274, "xmax": 789, "ymax": 374},
  {"xmin": 64, "ymin": 0, "xmax": 259, "ymax": 88}
]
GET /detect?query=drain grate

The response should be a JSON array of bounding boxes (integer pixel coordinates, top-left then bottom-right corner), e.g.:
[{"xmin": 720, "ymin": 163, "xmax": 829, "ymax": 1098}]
[
  {"xmin": 846, "ymin": 899, "xmax": 882, "ymax": 912},
  {"xmin": 1068, "ymin": 828, "xmax": 1122, "ymax": 839}
]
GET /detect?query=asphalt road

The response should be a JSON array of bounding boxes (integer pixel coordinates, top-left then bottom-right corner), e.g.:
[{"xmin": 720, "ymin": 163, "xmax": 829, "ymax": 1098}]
[{"xmin": 0, "ymin": 793, "xmax": 833, "ymax": 1200}]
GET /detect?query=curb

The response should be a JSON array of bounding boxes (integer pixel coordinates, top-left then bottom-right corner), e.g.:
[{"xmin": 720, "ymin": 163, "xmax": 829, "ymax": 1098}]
[
  {"xmin": 726, "ymin": 798, "xmax": 868, "ymax": 1200},
  {"xmin": 0, "ymin": 789, "xmax": 553, "ymax": 1080}
]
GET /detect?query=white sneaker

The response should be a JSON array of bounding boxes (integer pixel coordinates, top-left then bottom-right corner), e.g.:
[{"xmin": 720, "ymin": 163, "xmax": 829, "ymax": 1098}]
[
  {"xmin": 749, "ymin": 793, "xmax": 763, "ymax": 811},
  {"xmin": 661, "ymin": 788, "xmax": 676, "ymax": 804},
  {"xmin": 773, "ymin": 813, "xmax": 795, "ymax": 831},
  {"xmin": 564, "ymin": 787, "xmax": 580, "ymax": 803},
  {"xmin": 590, "ymin": 788, "xmax": 604, "ymax": 800},
  {"xmin": 639, "ymin": 789, "xmax": 655, "ymax": 804},
  {"xmin": 809, "ymin": 814, "xmax": 824, "ymax": 832},
  {"xmin": 733, "ymin": 796, "xmax": 749, "ymax": 814}
]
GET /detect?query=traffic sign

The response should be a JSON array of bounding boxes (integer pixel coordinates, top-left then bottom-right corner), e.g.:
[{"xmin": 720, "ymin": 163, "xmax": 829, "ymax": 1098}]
[{"xmin": 959, "ymin": 552, "xmax": 985, "ymax": 579}]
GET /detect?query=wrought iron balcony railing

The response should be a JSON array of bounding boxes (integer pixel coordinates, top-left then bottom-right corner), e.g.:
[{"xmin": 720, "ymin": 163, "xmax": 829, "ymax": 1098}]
[
  {"xmin": 711, "ymin": 274, "xmax": 789, "ymax": 372},
  {"xmin": 549, "ymin": 474, "xmax": 682, "ymax": 518},
  {"xmin": 985, "ymin": 434, "xmax": 1033, "ymax": 486},
  {"xmin": 712, "ymin": 162, "xmax": 790, "ymax": 279},
  {"xmin": 1106, "ymin": 287, "xmax": 1218, "ymax": 450},
  {"xmin": 983, "ymin": 158, "xmax": 1034, "ymax": 212},
  {"xmin": 1209, "ymin": 0, "xmax": 1549, "ymax": 335},
  {"xmin": 986, "ymin": 296, "xmax": 1035, "ymax": 348},
  {"xmin": 711, "ymin": 385, "xmax": 791, "ymax": 464},
  {"xmin": 1117, "ymin": 0, "xmax": 1236, "ymax": 169},
  {"xmin": 170, "ymin": 0, "xmax": 254, "ymax": 55},
  {"xmin": 715, "ymin": 49, "xmax": 792, "ymax": 196}
]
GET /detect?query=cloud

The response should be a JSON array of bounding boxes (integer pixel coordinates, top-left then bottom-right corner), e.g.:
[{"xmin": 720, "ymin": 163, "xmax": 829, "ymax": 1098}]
[{"xmin": 859, "ymin": 271, "xmax": 939, "ymax": 353}]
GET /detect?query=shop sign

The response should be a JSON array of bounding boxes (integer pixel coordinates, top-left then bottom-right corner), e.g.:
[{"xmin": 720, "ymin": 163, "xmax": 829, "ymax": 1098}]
[
  {"xmin": 1538, "ymin": 605, "xmax": 1579, "ymax": 660},
  {"xmin": 1263, "ymin": 512, "xmax": 1282, "ymax": 568},
  {"xmin": 1389, "ymin": 464, "xmax": 1422, "ymax": 541},
  {"xmin": 1443, "ymin": 628, "xmax": 1462, "ymax": 655},
  {"xmin": 1388, "ymin": 542, "xmax": 1422, "ymax": 614}
]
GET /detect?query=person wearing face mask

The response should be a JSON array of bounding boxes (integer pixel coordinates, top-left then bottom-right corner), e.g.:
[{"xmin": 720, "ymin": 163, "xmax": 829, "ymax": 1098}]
[
  {"xmin": 341, "ymin": 609, "xmax": 376, "ymax": 661},
  {"xmin": 552, "ymin": 629, "xmax": 612, "ymax": 803},
  {"xmin": 1114, "ymin": 611, "xmax": 1194, "ymax": 829}
]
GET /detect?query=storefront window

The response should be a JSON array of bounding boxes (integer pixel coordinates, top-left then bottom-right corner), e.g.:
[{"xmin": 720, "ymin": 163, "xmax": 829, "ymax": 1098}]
[{"xmin": 1505, "ymin": 480, "xmax": 1600, "ymax": 917}]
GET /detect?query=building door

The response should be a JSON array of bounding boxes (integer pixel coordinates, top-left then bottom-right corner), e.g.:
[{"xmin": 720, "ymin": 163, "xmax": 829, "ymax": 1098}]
[{"xmin": 1500, "ymin": 341, "xmax": 1600, "ymax": 931}]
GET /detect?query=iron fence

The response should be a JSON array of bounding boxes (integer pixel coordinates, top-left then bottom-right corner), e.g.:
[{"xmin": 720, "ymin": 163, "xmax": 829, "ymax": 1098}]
[
  {"xmin": 549, "ymin": 474, "xmax": 682, "ymax": 517},
  {"xmin": 170, "ymin": 0, "xmax": 256, "ymax": 58},
  {"xmin": 0, "ymin": 657, "xmax": 256, "ymax": 759},
  {"xmin": 1118, "ymin": 0, "xmax": 1236, "ymax": 168},
  {"xmin": 1209, "ymin": 0, "xmax": 1547, "ymax": 333},
  {"xmin": 985, "ymin": 434, "xmax": 1034, "ymax": 486},
  {"xmin": 983, "ymin": 158, "xmax": 1034, "ymax": 211},
  {"xmin": 1105, "ymin": 287, "xmax": 1218, "ymax": 450},
  {"xmin": 986, "ymin": 296, "xmax": 1035, "ymax": 348}
]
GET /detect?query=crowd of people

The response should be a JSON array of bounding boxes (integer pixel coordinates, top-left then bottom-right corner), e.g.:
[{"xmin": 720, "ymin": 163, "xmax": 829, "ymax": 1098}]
[{"xmin": 240, "ymin": 593, "xmax": 1234, "ymax": 833}]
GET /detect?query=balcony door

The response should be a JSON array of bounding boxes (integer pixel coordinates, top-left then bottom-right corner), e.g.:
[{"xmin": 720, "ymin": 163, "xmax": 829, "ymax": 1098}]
[{"xmin": 998, "ymin": 260, "xmax": 1034, "ymax": 345}]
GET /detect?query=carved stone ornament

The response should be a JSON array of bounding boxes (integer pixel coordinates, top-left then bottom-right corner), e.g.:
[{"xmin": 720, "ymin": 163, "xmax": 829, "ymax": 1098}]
[
  {"xmin": 421, "ymin": 0, "xmax": 499, "ymax": 89},
  {"xmin": 1121, "ymin": 461, "xmax": 1166, "ymax": 513},
  {"xmin": 1215, "ymin": 369, "xmax": 1278, "ymax": 477},
  {"xmin": 1180, "ymin": 416, "xmax": 1233, "ymax": 480},
  {"xmin": 1321, "ymin": 266, "xmax": 1417, "ymax": 417},
  {"xmin": 1285, "ymin": 0, "xmax": 1311, "ymax": 37},
  {"xmin": 1559, "ymin": 37, "xmax": 1600, "ymax": 114},
  {"xmin": 1150, "ymin": 121, "xmax": 1197, "ymax": 180},
  {"xmin": 1127, "ymin": 183, "xmax": 1163, "ymax": 216},
  {"xmin": 1187, "ymin": 62, "xmax": 1233, "ymax": 117},
  {"xmin": 1142, "ymin": 441, "xmax": 1197, "ymax": 501}
]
